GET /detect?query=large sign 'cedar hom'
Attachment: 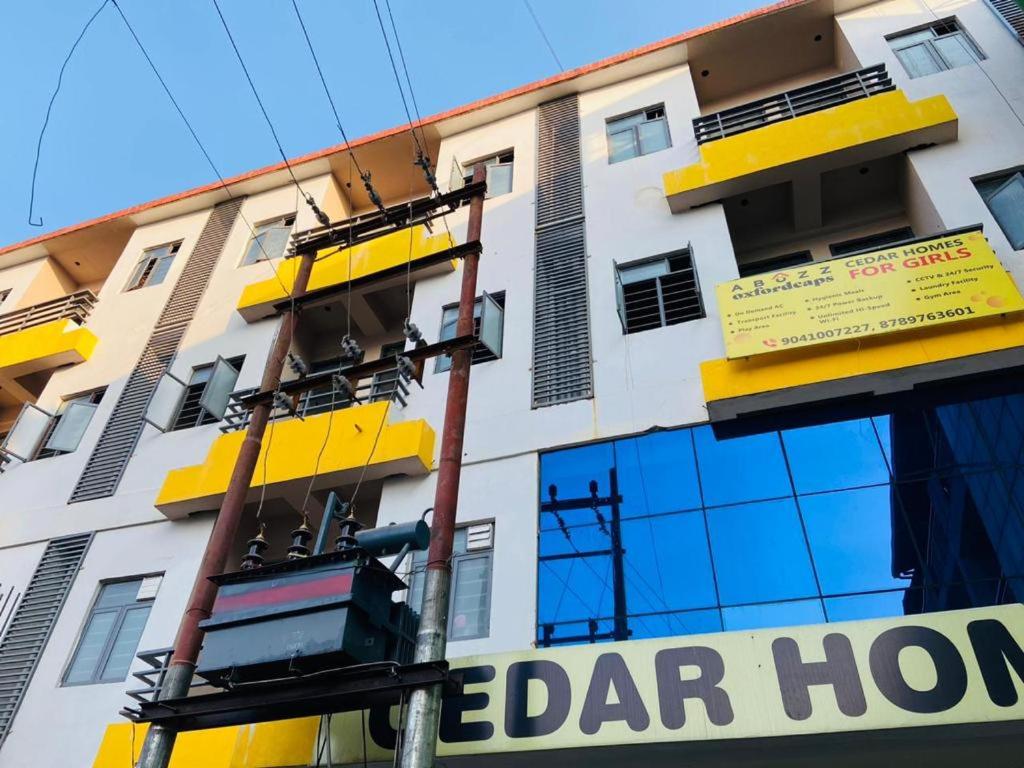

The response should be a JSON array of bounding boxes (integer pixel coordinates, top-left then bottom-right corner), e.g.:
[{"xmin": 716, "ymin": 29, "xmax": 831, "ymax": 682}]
[
  {"xmin": 325, "ymin": 605, "xmax": 1024, "ymax": 762},
  {"xmin": 717, "ymin": 231, "xmax": 1024, "ymax": 359}
]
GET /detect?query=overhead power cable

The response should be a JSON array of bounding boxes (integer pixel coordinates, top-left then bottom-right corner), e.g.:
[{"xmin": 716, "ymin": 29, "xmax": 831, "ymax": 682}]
[
  {"xmin": 522, "ymin": 0, "xmax": 565, "ymax": 72},
  {"xmin": 28, "ymin": 0, "xmax": 111, "ymax": 227}
]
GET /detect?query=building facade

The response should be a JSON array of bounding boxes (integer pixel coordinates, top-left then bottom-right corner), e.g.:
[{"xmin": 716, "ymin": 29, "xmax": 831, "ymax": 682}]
[{"xmin": 1, "ymin": 0, "xmax": 1024, "ymax": 765}]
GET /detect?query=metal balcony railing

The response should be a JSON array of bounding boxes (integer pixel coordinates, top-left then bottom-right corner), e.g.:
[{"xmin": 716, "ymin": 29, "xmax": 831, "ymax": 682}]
[
  {"xmin": 0, "ymin": 290, "xmax": 97, "ymax": 337},
  {"xmin": 692, "ymin": 64, "xmax": 895, "ymax": 145}
]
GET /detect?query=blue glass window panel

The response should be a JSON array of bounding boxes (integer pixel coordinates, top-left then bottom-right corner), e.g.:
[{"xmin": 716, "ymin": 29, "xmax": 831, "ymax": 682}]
[
  {"xmin": 783, "ymin": 418, "xmax": 890, "ymax": 494},
  {"xmin": 538, "ymin": 555, "xmax": 614, "ymax": 625},
  {"xmin": 824, "ymin": 590, "xmax": 912, "ymax": 623},
  {"xmin": 621, "ymin": 511, "xmax": 717, "ymax": 612},
  {"xmin": 707, "ymin": 498, "xmax": 818, "ymax": 604},
  {"xmin": 936, "ymin": 403, "xmax": 993, "ymax": 468},
  {"xmin": 873, "ymin": 415, "xmax": 893, "ymax": 474},
  {"xmin": 538, "ymin": 618, "xmax": 617, "ymax": 646},
  {"xmin": 540, "ymin": 442, "xmax": 615, "ymax": 526},
  {"xmin": 801, "ymin": 486, "xmax": 909, "ymax": 595},
  {"xmin": 614, "ymin": 431, "xmax": 701, "ymax": 517},
  {"xmin": 631, "ymin": 609, "xmax": 722, "ymax": 639},
  {"xmin": 722, "ymin": 599, "xmax": 825, "ymax": 632},
  {"xmin": 539, "ymin": 521, "xmax": 609, "ymax": 559},
  {"xmin": 693, "ymin": 427, "xmax": 791, "ymax": 507}
]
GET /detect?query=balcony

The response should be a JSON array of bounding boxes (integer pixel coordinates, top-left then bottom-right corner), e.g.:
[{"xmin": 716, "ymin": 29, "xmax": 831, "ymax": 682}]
[
  {"xmin": 0, "ymin": 290, "xmax": 98, "ymax": 407},
  {"xmin": 664, "ymin": 65, "xmax": 958, "ymax": 212},
  {"xmin": 236, "ymin": 224, "xmax": 457, "ymax": 323},
  {"xmin": 155, "ymin": 399, "xmax": 434, "ymax": 519}
]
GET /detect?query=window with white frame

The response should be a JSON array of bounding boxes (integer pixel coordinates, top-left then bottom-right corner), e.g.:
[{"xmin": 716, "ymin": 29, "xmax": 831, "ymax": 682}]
[
  {"xmin": 460, "ymin": 152, "xmax": 514, "ymax": 197},
  {"xmin": 34, "ymin": 388, "xmax": 106, "ymax": 460},
  {"xmin": 615, "ymin": 250, "xmax": 704, "ymax": 334},
  {"xmin": 606, "ymin": 105, "xmax": 671, "ymax": 164},
  {"xmin": 125, "ymin": 242, "xmax": 181, "ymax": 291},
  {"xmin": 241, "ymin": 214, "xmax": 296, "ymax": 265},
  {"xmin": 170, "ymin": 356, "xmax": 244, "ymax": 430},
  {"xmin": 887, "ymin": 19, "xmax": 984, "ymax": 78},
  {"xmin": 63, "ymin": 576, "xmax": 161, "ymax": 685},
  {"xmin": 435, "ymin": 292, "xmax": 505, "ymax": 373},
  {"xmin": 407, "ymin": 524, "xmax": 493, "ymax": 641},
  {"xmin": 976, "ymin": 171, "xmax": 1024, "ymax": 250}
]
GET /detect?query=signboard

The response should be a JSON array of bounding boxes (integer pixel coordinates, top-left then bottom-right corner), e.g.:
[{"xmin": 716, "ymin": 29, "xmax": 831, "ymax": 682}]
[
  {"xmin": 324, "ymin": 605, "xmax": 1024, "ymax": 763},
  {"xmin": 718, "ymin": 231, "xmax": 1024, "ymax": 359}
]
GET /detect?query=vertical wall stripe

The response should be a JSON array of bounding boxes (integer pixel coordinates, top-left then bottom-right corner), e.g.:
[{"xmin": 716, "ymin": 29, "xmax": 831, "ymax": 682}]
[
  {"xmin": 532, "ymin": 95, "xmax": 593, "ymax": 407},
  {"xmin": 69, "ymin": 198, "xmax": 244, "ymax": 503},
  {"xmin": 0, "ymin": 533, "xmax": 93, "ymax": 748}
]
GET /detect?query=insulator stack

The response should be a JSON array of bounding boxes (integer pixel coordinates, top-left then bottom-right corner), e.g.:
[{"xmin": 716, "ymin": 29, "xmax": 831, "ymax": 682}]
[
  {"xmin": 240, "ymin": 524, "xmax": 269, "ymax": 570},
  {"xmin": 286, "ymin": 517, "xmax": 314, "ymax": 560}
]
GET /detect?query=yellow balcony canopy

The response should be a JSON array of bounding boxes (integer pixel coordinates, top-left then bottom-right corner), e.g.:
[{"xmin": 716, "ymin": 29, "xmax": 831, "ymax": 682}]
[
  {"xmin": 0, "ymin": 319, "xmax": 97, "ymax": 406},
  {"xmin": 664, "ymin": 90, "xmax": 958, "ymax": 212},
  {"xmin": 155, "ymin": 401, "xmax": 434, "ymax": 519},
  {"xmin": 237, "ymin": 224, "xmax": 457, "ymax": 322}
]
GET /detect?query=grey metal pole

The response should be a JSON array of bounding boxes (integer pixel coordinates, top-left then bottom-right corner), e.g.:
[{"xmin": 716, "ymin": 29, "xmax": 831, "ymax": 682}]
[{"xmin": 398, "ymin": 164, "xmax": 486, "ymax": 768}]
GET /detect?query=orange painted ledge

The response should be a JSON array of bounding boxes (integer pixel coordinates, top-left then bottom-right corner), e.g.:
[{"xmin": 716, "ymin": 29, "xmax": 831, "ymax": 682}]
[{"xmin": 702, "ymin": 314, "xmax": 1024, "ymax": 403}]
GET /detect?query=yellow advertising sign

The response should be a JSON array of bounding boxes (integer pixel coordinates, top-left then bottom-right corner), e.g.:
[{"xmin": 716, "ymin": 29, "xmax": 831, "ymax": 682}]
[
  {"xmin": 718, "ymin": 230, "xmax": 1024, "ymax": 359},
  {"xmin": 325, "ymin": 605, "xmax": 1024, "ymax": 763}
]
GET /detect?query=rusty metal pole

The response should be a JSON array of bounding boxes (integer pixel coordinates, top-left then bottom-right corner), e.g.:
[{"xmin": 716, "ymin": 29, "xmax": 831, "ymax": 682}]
[
  {"xmin": 399, "ymin": 164, "xmax": 486, "ymax": 768},
  {"xmin": 136, "ymin": 251, "xmax": 316, "ymax": 768}
]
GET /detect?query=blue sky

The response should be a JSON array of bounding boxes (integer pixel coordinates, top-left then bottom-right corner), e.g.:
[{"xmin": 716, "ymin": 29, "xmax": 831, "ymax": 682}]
[{"xmin": 0, "ymin": 0, "xmax": 766, "ymax": 248}]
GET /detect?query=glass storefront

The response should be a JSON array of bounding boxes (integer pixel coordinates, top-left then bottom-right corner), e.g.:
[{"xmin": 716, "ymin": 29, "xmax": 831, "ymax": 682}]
[{"xmin": 537, "ymin": 391, "xmax": 1024, "ymax": 646}]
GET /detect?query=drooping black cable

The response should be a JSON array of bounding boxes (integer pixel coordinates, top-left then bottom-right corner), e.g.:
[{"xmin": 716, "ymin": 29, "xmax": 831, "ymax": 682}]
[
  {"xmin": 209, "ymin": 0, "xmax": 314, "ymax": 202},
  {"xmin": 28, "ymin": 0, "xmax": 111, "ymax": 227},
  {"xmin": 522, "ymin": 0, "xmax": 565, "ymax": 72}
]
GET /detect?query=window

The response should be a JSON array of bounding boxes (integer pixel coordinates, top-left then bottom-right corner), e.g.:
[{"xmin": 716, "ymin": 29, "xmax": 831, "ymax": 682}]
[
  {"xmin": 538, "ymin": 388, "xmax": 1024, "ymax": 646},
  {"xmin": 34, "ymin": 388, "xmax": 106, "ymax": 460},
  {"xmin": 461, "ymin": 152, "xmax": 514, "ymax": 197},
  {"xmin": 241, "ymin": 214, "xmax": 296, "ymax": 265},
  {"xmin": 170, "ymin": 357, "xmax": 243, "ymax": 430},
  {"xmin": 126, "ymin": 242, "xmax": 181, "ymax": 291},
  {"xmin": 296, "ymin": 357, "xmax": 351, "ymax": 417},
  {"xmin": 888, "ymin": 19, "xmax": 984, "ymax": 78},
  {"xmin": 615, "ymin": 250, "xmax": 704, "ymax": 334},
  {"xmin": 738, "ymin": 251, "xmax": 813, "ymax": 278},
  {"xmin": 828, "ymin": 227, "xmax": 914, "ymax": 257},
  {"xmin": 408, "ymin": 525, "xmax": 493, "ymax": 641},
  {"xmin": 976, "ymin": 171, "xmax": 1024, "ymax": 250},
  {"xmin": 64, "ymin": 576, "xmax": 160, "ymax": 685},
  {"xmin": 435, "ymin": 292, "xmax": 505, "ymax": 373},
  {"xmin": 606, "ymin": 105, "xmax": 671, "ymax": 163},
  {"xmin": 370, "ymin": 341, "xmax": 408, "ymax": 402}
]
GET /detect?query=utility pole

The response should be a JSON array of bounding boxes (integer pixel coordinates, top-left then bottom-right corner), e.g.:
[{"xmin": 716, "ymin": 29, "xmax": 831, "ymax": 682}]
[
  {"xmin": 135, "ymin": 248, "xmax": 316, "ymax": 768},
  {"xmin": 539, "ymin": 468, "xmax": 629, "ymax": 646},
  {"xmin": 399, "ymin": 163, "xmax": 486, "ymax": 768}
]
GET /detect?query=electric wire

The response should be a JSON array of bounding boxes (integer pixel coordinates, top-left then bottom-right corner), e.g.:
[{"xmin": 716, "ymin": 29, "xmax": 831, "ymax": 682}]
[
  {"xmin": 28, "ymin": 0, "xmax": 110, "ymax": 227},
  {"xmin": 522, "ymin": 0, "xmax": 565, "ymax": 72},
  {"xmin": 381, "ymin": 0, "xmax": 431, "ymax": 154},
  {"xmin": 369, "ymin": 0, "xmax": 427, "ymax": 162}
]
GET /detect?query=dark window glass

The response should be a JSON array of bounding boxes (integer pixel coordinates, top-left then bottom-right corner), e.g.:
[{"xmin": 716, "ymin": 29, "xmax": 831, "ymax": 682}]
[
  {"xmin": 828, "ymin": 227, "xmax": 914, "ymax": 257},
  {"xmin": 171, "ymin": 356, "xmax": 244, "ymax": 431},
  {"xmin": 537, "ymin": 389, "xmax": 1024, "ymax": 647},
  {"xmin": 616, "ymin": 251, "xmax": 704, "ymax": 334},
  {"xmin": 737, "ymin": 251, "xmax": 813, "ymax": 278},
  {"xmin": 435, "ymin": 292, "xmax": 505, "ymax": 373},
  {"xmin": 976, "ymin": 171, "xmax": 1024, "ymax": 250},
  {"xmin": 35, "ymin": 388, "xmax": 106, "ymax": 460},
  {"xmin": 126, "ymin": 242, "xmax": 181, "ymax": 291}
]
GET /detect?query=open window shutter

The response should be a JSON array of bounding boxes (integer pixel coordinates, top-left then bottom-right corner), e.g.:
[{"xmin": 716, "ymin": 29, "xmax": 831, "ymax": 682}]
[
  {"xmin": 1, "ymin": 404, "xmax": 54, "ymax": 462},
  {"xmin": 478, "ymin": 292, "xmax": 504, "ymax": 359},
  {"xmin": 613, "ymin": 261, "xmax": 628, "ymax": 332},
  {"xmin": 143, "ymin": 372, "xmax": 188, "ymax": 432},
  {"xmin": 199, "ymin": 356, "xmax": 240, "ymax": 421},
  {"xmin": 43, "ymin": 401, "xmax": 97, "ymax": 453},
  {"xmin": 449, "ymin": 157, "xmax": 465, "ymax": 193}
]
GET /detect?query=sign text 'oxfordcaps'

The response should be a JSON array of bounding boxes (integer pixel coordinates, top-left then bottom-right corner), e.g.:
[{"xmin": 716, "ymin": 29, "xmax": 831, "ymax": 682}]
[
  {"xmin": 716, "ymin": 231, "xmax": 1024, "ymax": 359},
  {"xmin": 325, "ymin": 606, "xmax": 1024, "ymax": 762}
]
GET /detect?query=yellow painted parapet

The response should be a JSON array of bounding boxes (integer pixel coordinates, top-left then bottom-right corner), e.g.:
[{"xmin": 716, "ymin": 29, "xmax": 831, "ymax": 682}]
[
  {"xmin": 156, "ymin": 401, "xmax": 434, "ymax": 518},
  {"xmin": 664, "ymin": 90, "xmax": 958, "ymax": 211},
  {"xmin": 92, "ymin": 718, "xmax": 319, "ymax": 768},
  {"xmin": 0, "ymin": 318, "xmax": 97, "ymax": 380},
  {"xmin": 237, "ymin": 225, "xmax": 456, "ymax": 322},
  {"xmin": 702, "ymin": 313, "xmax": 1024, "ymax": 403}
]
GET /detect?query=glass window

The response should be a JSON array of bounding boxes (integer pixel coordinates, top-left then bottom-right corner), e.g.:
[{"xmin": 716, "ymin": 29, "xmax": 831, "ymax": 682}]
[
  {"xmin": 64, "ymin": 577, "xmax": 159, "ymax": 685},
  {"xmin": 171, "ymin": 357, "xmax": 243, "ymax": 431},
  {"xmin": 888, "ymin": 19, "xmax": 984, "ymax": 79},
  {"xmin": 538, "ymin": 389, "xmax": 1024, "ymax": 647},
  {"xmin": 615, "ymin": 250, "xmax": 704, "ymax": 334},
  {"xmin": 607, "ymin": 105, "xmax": 671, "ymax": 163},
  {"xmin": 435, "ymin": 293, "xmax": 505, "ymax": 373},
  {"xmin": 408, "ymin": 526, "xmax": 493, "ymax": 641},
  {"xmin": 34, "ymin": 389, "xmax": 106, "ymax": 460},
  {"xmin": 976, "ymin": 172, "xmax": 1024, "ymax": 250},
  {"xmin": 828, "ymin": 227, "xmax": 915, "ymax": 257},
  {"xmin": 462, "ymin": 152, "xmax": 514, "ymax": 198},
  {"xmin": 241, "ymin": 215, "xmax": 296, "ymax": 265},
  {"xmin": 126, "ymin": 242, "xmax": 181, "ymax": 291}
]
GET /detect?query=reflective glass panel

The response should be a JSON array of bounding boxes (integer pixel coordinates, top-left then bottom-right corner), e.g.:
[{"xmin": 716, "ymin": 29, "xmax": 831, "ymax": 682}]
[{"xmin": 694, "ymin": 426, "xmax": 790, "ymax": 506}]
